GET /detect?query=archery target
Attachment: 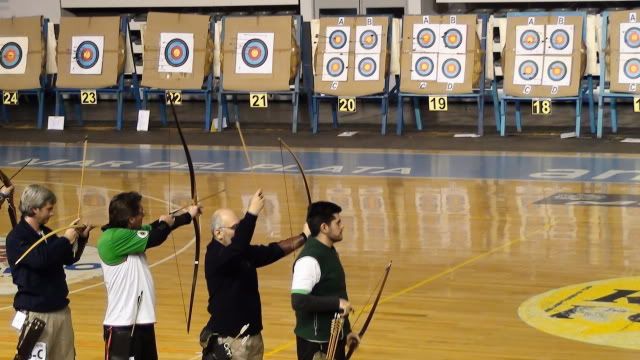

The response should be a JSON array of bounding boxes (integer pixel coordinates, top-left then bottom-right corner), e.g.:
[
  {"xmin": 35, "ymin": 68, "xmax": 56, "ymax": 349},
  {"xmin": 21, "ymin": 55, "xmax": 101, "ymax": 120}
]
[
  {"xmin": 322, "ymin": 53, "xmax": 348, "ymax": 82},
  {"xmin": 515, "ymin": 25, "xmax": 545, "ymax": 55},
  {"xmin": 437, "ymin": 54, "xmax": 465, "ymax": 84},
  {"xmin": 325, "ymin": 26, "xmax": 351, "ymax": 53},
  {"xmin": 235, "ymin": 32, "xmax": 274, "ymax": 74},
  {"xmin": 513, "ymin": 55, "xmax": 543, "ymax": 85},
  {"xmin": 620, "ymin": 23, "xmax": 640, "ymax": 53},
  {"xmin": 618, "ymin": 54, "xmax": 640, "ymax": 84},
  {"xmin": 354, "ymin": 54, "xmax": 379, "ymax": 81},
  {"xmin": 0, "ymin": 36, "xmax": 28, "ymax": 74},
  {"xmin": 158, "ymin": 33, "xmax": 194, "ymax": 73},
  {"xmin": 355, "ymin": 25, "xmax": 382, "ymax": 54},
  {"xmin": 542, "ymin": 56, "xmax": 571, "ymax": 86},
  {"xmin": 70, "ymin": 36, "xmax": 104, "ymax": 75},
  {"xmin": 545, "ymin": 25, "xmax": 574, "ymax": 55},
  {"xmin": 410, "ymin": 53, "xmax": 437, "ymax": 81},
  {"xmin": 412, "ymin": 24, "xmax": 440, "ymax": 52},
  {"xmin": 439, "ymin": 24, "xmax": 467, "ymax": 54}
]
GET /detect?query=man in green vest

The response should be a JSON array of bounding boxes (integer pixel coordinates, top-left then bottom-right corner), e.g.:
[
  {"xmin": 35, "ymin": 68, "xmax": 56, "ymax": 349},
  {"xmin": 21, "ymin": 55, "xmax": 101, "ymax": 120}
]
[{"xmin": 291, "ymin": 201, "xmax": 360, "ymax": 360}]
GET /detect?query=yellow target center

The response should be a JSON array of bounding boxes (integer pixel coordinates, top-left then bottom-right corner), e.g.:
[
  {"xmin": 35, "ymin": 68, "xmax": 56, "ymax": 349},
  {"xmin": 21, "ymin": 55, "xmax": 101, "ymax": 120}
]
[
  {"xmin": 524, "ymin": 66, "xmax": 533, "ymax": 74},
  {"xmin": 553, "ymin": 67, "xmax": 562, "ymax": 75},
  {"xmin": 365, "ymin": 35, "xmax": 373, "ymax": 44},
  {"xmin": 5, "ymin": 51, "xmax": 14, "ymax": 60},
  {"xmin": 334, "ymin": 35, "xmax": 342, "ymax": 44},
  {"xmin": 447, "ymin": 64, "xmax": 456, "ymax": 72},
  {"xmin": 250, "ymin": 48, "xmax": 259, "ymax": 57},
  {"xmin": 172, "ymin": 48, "xmax": 182, "ymax": 57},
  {"xmin": 331, "ymin": 63, "xmax": 340, "ymax": 71},
  {"xmin": 555, "ymin": 35, "xmax": 564, "ymax": 44},
  {"xmin": 631, "ymin": 33, "xmax": 639, "ymax": 42},
  {"xmin": 422, "ymin": 34, "xmax": 430, "ymax": 43},
  {"xmin": 526, "ymin": 35, "xmax": 534, "ymax": 44},
  {"xmin": 363, "ymin": 63, "xmax": 371, "ymax": 71},
  {"xmin": 448, "ymin": 35, "xmax": 458, "ymax": 43},
  {"xmin": 631, "ymin": 64, "xmax": 639, "ymax": 73},
  {"xmin": 420, "ymin": 63, "xmax": 428, "ymax": 71},
  {"xmin": 82, "ymin": 50, "xmax": 92, "ymax": 60}
]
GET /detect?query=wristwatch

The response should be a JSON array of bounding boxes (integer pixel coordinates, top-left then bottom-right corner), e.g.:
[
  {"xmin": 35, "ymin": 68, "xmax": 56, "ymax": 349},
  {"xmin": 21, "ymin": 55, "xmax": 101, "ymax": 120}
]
[{"xmin": 0, "ymin": 192, "xmax": 7, "ymax": 201}]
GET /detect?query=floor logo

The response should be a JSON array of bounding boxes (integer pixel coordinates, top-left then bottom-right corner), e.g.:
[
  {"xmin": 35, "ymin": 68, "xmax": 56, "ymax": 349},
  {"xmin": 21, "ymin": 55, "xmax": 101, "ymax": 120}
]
[
  {"xmin": 1, "ymin": 236, "xmax": 103, "ymax": 295},
  {"xmin": 519, "ymin": 277, "xmax": 640, "ymax": 350}
]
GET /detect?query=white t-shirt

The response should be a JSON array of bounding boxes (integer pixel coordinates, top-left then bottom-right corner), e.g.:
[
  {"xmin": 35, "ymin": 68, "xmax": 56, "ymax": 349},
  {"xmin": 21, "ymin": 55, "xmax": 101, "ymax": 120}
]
[{"xmin": 291, "ymin": 256, "xmax": 322, "ymax": 294}]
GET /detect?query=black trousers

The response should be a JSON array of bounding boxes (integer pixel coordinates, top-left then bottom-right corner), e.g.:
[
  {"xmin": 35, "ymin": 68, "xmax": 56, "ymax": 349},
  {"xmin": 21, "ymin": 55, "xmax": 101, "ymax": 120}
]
[
  {"xmin": 296, "ymin": 336, "xmax": 346, "ymax": 360},
  {"xmin": 103, "ymin": 324, "xmax": 158, "ymax": 360}
]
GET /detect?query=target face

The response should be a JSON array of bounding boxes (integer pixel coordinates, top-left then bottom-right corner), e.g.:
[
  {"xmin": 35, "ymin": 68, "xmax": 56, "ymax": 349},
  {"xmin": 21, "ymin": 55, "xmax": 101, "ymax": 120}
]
[
  {"xmin": 513, "ymin": 55, "xmax": 543, "ymax": 85},
  {"xmin": 545, "ymin": 25, "xmax": 574, "ymax": 55},
  {"xmin": 515, "ymin": 25, "xmax": 545, "ymax": 55},
  {"xmin": 158, "ymin": 33, "xmax": 194, "ymax": 73},
  {"xmin": 325, "ymin": 26, "xmax": 351, "ymax": 53},
  {"xmin": 355, "ymin": 25, "xmax": 382, "ymax": 53},
  {"xmin": 618, "ymin": 54, "xmax": 640, "ymax": 84},
  {"xmin": 322, "ymin": 53, "xmax": 348, "ymax": 82},
  {"xmin": 542, "ymin": 56, "xmax": 571, "ymax": 86},
  {"xmin": 439, "ymin": 25, "xmax": 466, "ymax": 53},
  {"xmin": 0, "ymin": 36, "xmax": 28, "ymax": 74},
  {"xmin": 437, "ymin": 54, "xmax": 465, "ymax": 83},
  {"xmin": 235, "ymin": 32, "xmax": 274, "ymax": 74},
  {"xmin": 70, "ymin": 36, "xmax": 104, "ymax": 75},
  {"xmin": 354, "ymin": 54, "xmax": 379, "ymax": 81},
  {"xmin": 620, "ymin": 23, "xmax": 640, "ymax": 52},
  {"xmin": 412, "ymin": 24, "xmax": 440, "ymax": 52},
  {"xmin": 410, "ymin": 53, "xmax": 437, "ymax": 81}
]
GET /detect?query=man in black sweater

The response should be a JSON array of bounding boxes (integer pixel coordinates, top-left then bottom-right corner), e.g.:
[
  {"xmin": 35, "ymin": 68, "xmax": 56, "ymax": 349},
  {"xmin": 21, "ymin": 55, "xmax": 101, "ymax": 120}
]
[
  {"xmin": 202, "ymin": 189, "xmax": 310, "ymax": 360},
  {"xmin": 6, "ymin": 184, "xmax": 94, "ymax": 360}
]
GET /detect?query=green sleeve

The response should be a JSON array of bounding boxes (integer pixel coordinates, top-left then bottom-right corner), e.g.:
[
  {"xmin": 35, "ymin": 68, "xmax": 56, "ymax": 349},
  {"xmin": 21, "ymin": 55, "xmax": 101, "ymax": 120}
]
[{"xmin": 98, "ymin": 225, "xmax": 151, "ymax": 265}]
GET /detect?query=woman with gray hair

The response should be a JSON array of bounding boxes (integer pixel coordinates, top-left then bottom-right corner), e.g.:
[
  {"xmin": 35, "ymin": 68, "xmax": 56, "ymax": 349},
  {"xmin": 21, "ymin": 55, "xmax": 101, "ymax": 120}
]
[{"xmin": 6, "ymin": 184, "xmax": 94, "ymax": 360}]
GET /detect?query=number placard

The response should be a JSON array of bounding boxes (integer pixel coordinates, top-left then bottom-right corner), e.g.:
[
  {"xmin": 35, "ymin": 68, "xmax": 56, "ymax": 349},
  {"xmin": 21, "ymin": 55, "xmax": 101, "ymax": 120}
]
[
  {"xmin": 428, "ymin": 96, "xmax": 448, "ymax": 111},
  {"xmin": 532, "ymin": 98, "xmax": 552, "ymax": 115},
  {"xmin": 634, "ymin": 97, "xmax": 640, "ymax": 113},
  {"xmin": 338, "ymin": 97, "xmax": 356, "ymax": 112},
  {"xmin": 250, "ymin": 93, "xmax": 268, "ymax": 108},
  {"xmin": 3, "ymin": 91, "xmax": 18, "ymax": 105},
  {"xmin": 80, "ymin": 90, "xmax": 97, "ymax": 105},
  {"xmin": 165, "ymin": 90, "xmax": 182, "ymax": 105}
]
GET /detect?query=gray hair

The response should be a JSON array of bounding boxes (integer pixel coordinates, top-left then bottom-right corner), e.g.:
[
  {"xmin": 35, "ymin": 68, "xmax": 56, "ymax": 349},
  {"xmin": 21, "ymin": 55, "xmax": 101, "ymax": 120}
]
[
  {"xmin": 211, "ymin": 212, "xmax": 224, "ymax": 232},
  {"xmin": 20, "ymin": 184, "xmax": 57, "ymax": 216}
]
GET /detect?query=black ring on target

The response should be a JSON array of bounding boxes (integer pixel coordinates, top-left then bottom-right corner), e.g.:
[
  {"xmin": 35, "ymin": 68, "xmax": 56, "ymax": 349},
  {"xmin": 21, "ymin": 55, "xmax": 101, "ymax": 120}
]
[
  {"xmin": 325, "ymin": 57, "xmax": 345, "ymax": 77},
  {"xmin": 546, "ymin": 61, "xmax": 567, "ymax": 81},
  {"xmin": 359, "ymin": 30, "xmax": 379, "ymax": 50},
  {"xmin": 549, "ymin": 29, "xmax": 570, "ymax": 51},
  {"xmin": 518, "ymin": 60, "xmax": 539, "ymax": 81},
  {"xmin": 241, "ymin": 38, "xmax": 269, "ymax": 68},
  {"xmin": 74, "ymin": 41, "xmax": 101, "ymax": 69},
  {"xmin": 624, "ymin": 27, "xmax": 640, "ymax": 49},
  {"xmin": 164, "ymin": 38, "xmax": 190, "ymax": 68},
  {"xmin": 623, "ymin": 58, "xmax": 640, "ymax": 80},
  {"xmin": 442, "ymin": 28, "xmax": 463, "ymax": 50},
  {"xmin": 357, "ymin": 57, "xmax": 377, "ymax": 77},
  {"xmin": 416, "ymin": 28, "xmax": 437, "ymax": 49},
  {"xmin": 519, "ymin": 30, "xmax": 541, "ymax": 51},
  {"xmin": 329, "ymin": 29, "xmax": 348, "ymax": 50},
  {"xmin": 441, "ymin": 58, "xmax": 462, "ymax": 79},
  {"xmin": 0, "ymin": 42, "xmax": 23, "ymax": 69},
  {"xmin": 414, "ymin": 56, "xmax": 435, "ymax": 77}
]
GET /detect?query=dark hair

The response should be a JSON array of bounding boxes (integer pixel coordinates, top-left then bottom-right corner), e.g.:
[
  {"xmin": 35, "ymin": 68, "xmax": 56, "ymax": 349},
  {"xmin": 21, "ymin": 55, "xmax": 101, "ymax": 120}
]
[
  {"xmin": 306, "ymin": 201, "xmax": 342, "ymax": 237},
  {"xmin": 104, "ymin": 192, "xmax": 143, "ymax": 229}
]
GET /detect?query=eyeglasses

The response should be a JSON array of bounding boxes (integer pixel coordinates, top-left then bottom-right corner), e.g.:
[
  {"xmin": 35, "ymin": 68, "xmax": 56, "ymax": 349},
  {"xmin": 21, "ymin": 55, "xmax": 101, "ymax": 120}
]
[{"xmin": 219, "ymin": 223, "xmax": 239, "ymax": 231}]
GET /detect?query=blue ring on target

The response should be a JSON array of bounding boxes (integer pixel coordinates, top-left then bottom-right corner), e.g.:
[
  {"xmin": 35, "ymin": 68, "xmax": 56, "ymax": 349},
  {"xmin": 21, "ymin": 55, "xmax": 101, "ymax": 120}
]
[
  {"xmin": 241, "ymin": 38, "xmax": 269, "ymax": 68},
  {"xmin": 75, "ymin": 41, "xmax": 101, "ymax": 69},
  {"xmin": 0, "ymin": 42, "xmax": 23, "ymax": 69},
  {"xmin": 549, "ymin": 29, "xmax": 570, "ymax": 51},
  {"xmin": 164, "ymin": 38, "xmax": 190, "ymax": 67},
  {"xmin": 442, "ymin": 28, "xmax": 463, "ymax": 50},
  {"xmin": 359, "ymin": 30, "xmax": 379, "ymax": 50},
  {"xmin": 325, "ymin": 57, "xmax": 345, "ymax": 78},
  {"xmin": 546, "ymin": 61, "xmax": 567, "ymax": 82},
  {"xmin": 441, "ymin": 58, "xmax": 462, "ymax": 79},
  {"xmin": 624, "ymin": 27, "xmax": 640, "ymax": 49},
  {"xmin": 518, "ymin": 60, "xmax": 539, "ymax": 81},
  {"xmin": 357, "ymin": 57, "xmax": 377, "ymax": 77},
  {"xmin": 519, "ymin": 30, "xmax": 541, "ymax": 51},
  {"xmin": 329, "ymin": 29, "xmax": 348, "ymax": 50},
  {"xmin": 414, "ymin": 56, "xmax": 435, "ymax": 77},
  {"xmin": 623, "ymin": 58, "xmax": 640, "ymax": 80}
]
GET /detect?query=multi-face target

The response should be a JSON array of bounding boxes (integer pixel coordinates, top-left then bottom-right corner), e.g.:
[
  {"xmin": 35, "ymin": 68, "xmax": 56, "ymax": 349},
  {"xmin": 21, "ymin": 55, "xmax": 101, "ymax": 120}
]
[
  {"xmin": 322, "ymin": 53, "xmax": 348, "ymax": 82},
  {"xmin": 70, "ymin": 36, "xmax": 104, "ymax": 75},
  {"xmin": 437, "ymin": 54, "xmax": 465, "ymax": 83},
  {"xmin": 158, "ymin": 32, "xmax": 194, "ymax": 73},
  {"xmin": 515, "ymin": 25, "xmax": 545, "ymax": 55},
  {"xmin": 513, "ymin": 55, "xmax": 543, "ymax": 85},
  {"xmin": 542, "ymin": 56, "xmax": 571, "ymax": 86},
  {"xmin": 235, "ymin": 32, "xmax": 274, "ymax": 74},
  {"xmin": 355, "ymin": 25, "xmax": 382, "ymax": 53},
  {"xmin": 411, "ymin": 53, "xmax": 437, "ymax": 81},
  {"xmin": 618, "ymin": 54, "xmax": 640, "ymax": 83},
  {"xmin": 545, "ymin": 25, "xmax": 574, "ymax": 55},
  {"xmin": 325, "ymin": 26, "xmax": 351, "ymax": 53},
  {"xmin": 439, "ymin": 24, "xmax": 467, "ymax": 54},
  {"xmin": 354, "ymin": 54, "xmax": 379, "ymax": 81},
  {"xmin": 620, "ymin": 23, "xmax": 640, "ymax": 52},
  {"xmin": 412, "ymin": 24, "xmax": 440, "ymax": 52},
  {"xmin": 0, "ymin": 36, "xmax": 28, "ymax": 74}
]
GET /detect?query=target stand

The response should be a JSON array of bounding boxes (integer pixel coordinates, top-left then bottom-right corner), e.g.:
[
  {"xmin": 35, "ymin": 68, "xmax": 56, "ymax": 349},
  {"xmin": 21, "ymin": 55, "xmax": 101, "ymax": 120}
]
[
  {"xmin": 596, "ymin": 10, "xmax": 640, "ymax": 138},
  {"xmin": 0, "ymin": 17, "xmax": 50, "ymax": 128},
  {"xmin": 53, "ymin": 16, "xmax": 140, "ymax": 130},
  {"xmin": 216, "ymin": 15, "xmax": 303, "ymax": 133},
  {"xmin": 396, "ymin": 14, "xmax": 490, "ymax": 136}
]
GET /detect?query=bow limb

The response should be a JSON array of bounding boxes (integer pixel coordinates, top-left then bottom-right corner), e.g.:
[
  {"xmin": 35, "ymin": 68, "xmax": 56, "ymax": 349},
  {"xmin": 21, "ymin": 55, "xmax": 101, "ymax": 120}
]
[
  {"xmin": 278, "ymin": 138, "xmax": 311, "ymax": 206},
  {"xmin": 345, "ymin": 261, "xmax": 392, "ymax": 360},
  {"xmin": 169, "ymin": 100, "xmax": 200, "ymax": 334},
  {"xmin": 15, "ymin": 221, "xmax": 83, "ymax": 265},
  {"xmin": 0, "ymin": 169, "xmax": 18, "ymax": 228}
]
